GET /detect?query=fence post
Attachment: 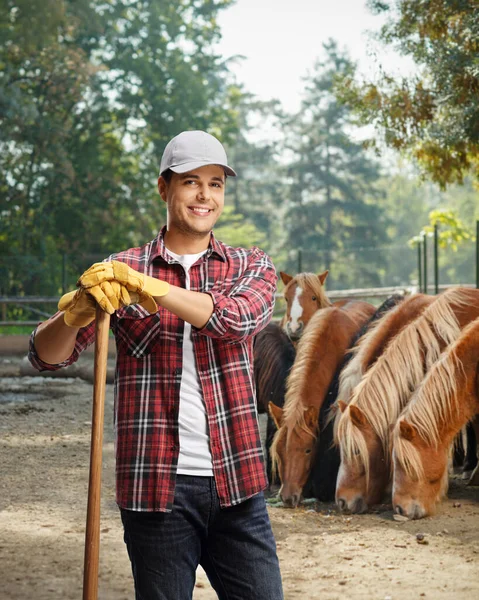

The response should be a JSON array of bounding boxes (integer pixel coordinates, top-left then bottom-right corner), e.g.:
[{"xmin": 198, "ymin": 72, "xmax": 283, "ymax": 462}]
[
  {"xmin": 297, "ymin": 248, "xmax": 303, "ymax": 273},
  {"xmin": 423, "ymin": 233, "xmax": 428, "ymax": 294},
  {"xmin": 476, "ymin": 221, "xmax": 479, "ymax": 289},
  {"xmin": 417, "ymin": 242, "xmax": 423, "ymax": 292},
  {"xmin": 62, "ymin": 253, "xmax": 67, "ymax": 295},
  {"xmin": 434, "ymin": 224, "xmax": 439, "ymax": 295}
]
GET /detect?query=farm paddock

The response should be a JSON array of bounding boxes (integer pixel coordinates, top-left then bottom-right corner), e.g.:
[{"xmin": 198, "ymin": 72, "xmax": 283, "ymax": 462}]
[{"xmin": 0, "ymin": 353, "xmax": 478, "ymax": 600}]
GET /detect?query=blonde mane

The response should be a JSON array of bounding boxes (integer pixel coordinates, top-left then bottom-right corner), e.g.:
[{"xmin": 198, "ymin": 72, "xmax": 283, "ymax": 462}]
[
  {"xmin": 284, "ymin": 272, "xmax": 332, "ymax": 309},
  {"xmin": 335, "ymin": 287, "xmax": 469, "ymax": 470},
  {"xmin": 337, "ymin": 316, "xmax": 383, "ymax": 407},
  {"xmin": 281, "ymin": 307, "xmax": 338, "ymax": 431},
  {"xmin": 393, "ymin": 319, "xmax": 475, "ymax": 481}
]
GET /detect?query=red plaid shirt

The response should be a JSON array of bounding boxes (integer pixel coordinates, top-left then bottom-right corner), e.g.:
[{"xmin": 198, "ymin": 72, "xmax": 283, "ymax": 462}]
[{"xmin": 29, "ymin": 228, "xmax": 277, "ymax": 511}]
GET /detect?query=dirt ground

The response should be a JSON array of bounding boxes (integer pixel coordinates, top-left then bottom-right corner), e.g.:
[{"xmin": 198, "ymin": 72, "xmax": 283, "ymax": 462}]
[{"xmin": 1, "ymin": 351, "xmax": 479, "ymax": 600}]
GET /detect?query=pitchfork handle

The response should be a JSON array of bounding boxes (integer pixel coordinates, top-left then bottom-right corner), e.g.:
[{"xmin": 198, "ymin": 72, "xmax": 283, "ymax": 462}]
[{"xmin": 83, "ymin": 307, "xmax": 111, "ymax": 600}]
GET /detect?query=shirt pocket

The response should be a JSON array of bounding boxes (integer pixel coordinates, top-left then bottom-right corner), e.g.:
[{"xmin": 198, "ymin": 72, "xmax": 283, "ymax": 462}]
[{"xmin": 115, "ymin": 305, "xmax": 162, "ymax": 358}]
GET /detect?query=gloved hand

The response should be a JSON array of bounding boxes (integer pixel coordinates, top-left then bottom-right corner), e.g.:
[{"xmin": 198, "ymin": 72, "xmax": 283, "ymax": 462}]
[
  {"xmin": 58, "ymin": 281, "xmax": 157, "ymax": 327},
  {"xmin": 58, "ymin": 288, "xmax": 97, "ymax": 327},
  {"xmin": 78, "ymin": 260, "xmax": 170, "ymax": 298},
  {"xmin": 88, "ymin": 280, "xmax": 158, "ymax": 314}
]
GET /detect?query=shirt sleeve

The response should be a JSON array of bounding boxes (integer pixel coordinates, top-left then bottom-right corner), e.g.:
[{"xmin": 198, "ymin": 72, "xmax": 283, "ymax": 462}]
[
  {"xmin": 199, "ymin": 247, "xmax": 277, "ymax": 342},
  {"xmin": 28, "ymin": 313, "xmax": 96, "ymax": 372}
]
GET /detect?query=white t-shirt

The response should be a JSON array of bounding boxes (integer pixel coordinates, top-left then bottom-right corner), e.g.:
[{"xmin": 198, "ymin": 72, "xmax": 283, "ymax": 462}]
[{"xmin": 166, "ymin": 249, "xmax": 213, "ymax": 476}]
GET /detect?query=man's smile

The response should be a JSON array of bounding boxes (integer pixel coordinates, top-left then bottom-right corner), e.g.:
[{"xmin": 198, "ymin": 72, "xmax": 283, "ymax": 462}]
[{"xmin": 188, "ymin": 205, "xmax": 213, "ymax": 216}]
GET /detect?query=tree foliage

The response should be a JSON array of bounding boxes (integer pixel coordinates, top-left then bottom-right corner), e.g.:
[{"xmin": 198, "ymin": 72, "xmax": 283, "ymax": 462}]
[
  {"xmin": 283, "ymin": 40, "xmax": 390, "ymax": 288},
  {"xmin": 340, "ymin": 0, "xmax": 479, "ymax": 186},
  {"xmin": 0, "ymin": 0, "xmax": 237, "ymax": 295}
]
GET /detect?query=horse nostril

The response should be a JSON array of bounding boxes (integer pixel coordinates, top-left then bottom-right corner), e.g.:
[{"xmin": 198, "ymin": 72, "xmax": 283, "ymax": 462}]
[
  {"xmin": 395, "ymin": 505, "xmax": 405, "ymax": 516},
  {"xmin": 337, "ymin": 498, "xmax": 346, "ymax": 511}
]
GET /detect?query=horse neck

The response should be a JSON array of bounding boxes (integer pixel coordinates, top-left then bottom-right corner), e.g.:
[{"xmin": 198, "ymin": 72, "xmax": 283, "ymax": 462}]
[
  {"xmin": 284, "ymin": 311, "xmax": 355, "ymax": 423},
  {"xmin": 360, "ymin": 294, "xmax": 433, "ymax": 371},
  {"xmin": 407, "ymin": 325, "xmax": 479, "ymax": 448}
]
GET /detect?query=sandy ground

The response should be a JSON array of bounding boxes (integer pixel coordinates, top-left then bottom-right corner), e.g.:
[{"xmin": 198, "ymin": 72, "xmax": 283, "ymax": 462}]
[{"xmin": 1, "ymin": 353, "xmax": 479, "ymax": 600}]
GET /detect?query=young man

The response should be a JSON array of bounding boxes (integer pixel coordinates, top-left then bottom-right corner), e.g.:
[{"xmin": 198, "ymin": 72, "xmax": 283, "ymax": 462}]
[{"xmin": 29, "ymin": 130, "xmax": 284, "ymax": 600}]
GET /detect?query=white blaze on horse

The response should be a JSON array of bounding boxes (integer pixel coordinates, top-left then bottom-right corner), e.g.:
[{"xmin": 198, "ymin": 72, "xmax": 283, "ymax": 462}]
[{"xmin": 280, "ymin": 271, "xmax": 340, "ymax": 342}]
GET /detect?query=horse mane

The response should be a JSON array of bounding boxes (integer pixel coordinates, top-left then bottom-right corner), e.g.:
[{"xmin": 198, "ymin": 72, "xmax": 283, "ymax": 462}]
[
  {"xmin": 284, "ymin": 272, "xmax": 332, "ymax": 309},
  {"xmin": 335, "ymin": 287, "xmax": 470, "ymax": 471},
  {"xmin": 281, "ymin": 306, "xmax": 345, "ymax": 434},
  {"xmin": 392, "ymin": 318, "xmax": 477, "ymax": 481},
  {"xmin": 338, "ymin": 293, "xmax": 409, "ymax": 410}
]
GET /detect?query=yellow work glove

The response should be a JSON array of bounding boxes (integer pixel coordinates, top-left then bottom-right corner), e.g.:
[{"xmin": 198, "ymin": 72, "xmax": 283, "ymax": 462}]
[
  {"xmin": 87, "ymin": 280, "xmax": 158, "ymax": 315},
  {"xmin": 58, "ymin": 288, "xmax": 97, "ymax": 327},
  {"xmin": 58, "ymin": 282, "xmax": 157, "ymax": 327},
  {"xmin": 78, "ymin": 260, "xmax": 169, "ymax": 299}
]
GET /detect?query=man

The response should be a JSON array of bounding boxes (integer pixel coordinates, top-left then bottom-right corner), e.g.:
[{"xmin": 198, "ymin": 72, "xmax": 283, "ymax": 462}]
[{"xmin": 29, "ymin": 130, "xmax": 284, "ymax": 599}]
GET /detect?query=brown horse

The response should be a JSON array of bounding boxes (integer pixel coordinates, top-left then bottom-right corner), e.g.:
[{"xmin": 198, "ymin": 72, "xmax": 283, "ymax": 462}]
[
  {"xmin": 337, "ymin": 293, "xmax": 435, "ymax": 410},
  {"xmin": 269, "ymin": 300, "xmax": 375, "ymax": 507},
  {"xmin": 279, "ymin": 271, "xmax": 346, "ymax": 342},
  {"xmin": 334, "ymin": 287, "xmax": 479, "ymax": 514},
  {"xmin": 392, "ymin": 316, "xmax": 479, "ymax": 519},
  {"xmin": 253, "ymin": 322, "xmax": 296, "ymax": 485}
]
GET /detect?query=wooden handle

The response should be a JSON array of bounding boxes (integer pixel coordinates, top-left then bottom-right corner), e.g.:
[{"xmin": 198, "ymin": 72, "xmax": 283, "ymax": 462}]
[{"xmin": 83, "ymin": 307, "xmax": 111, "ymax": 600}]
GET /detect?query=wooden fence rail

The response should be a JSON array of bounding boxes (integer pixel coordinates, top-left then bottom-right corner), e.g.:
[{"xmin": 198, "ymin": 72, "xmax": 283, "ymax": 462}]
[{"xmin": 0, "ymin": 283, "xmax": 474, "ymax": 327}]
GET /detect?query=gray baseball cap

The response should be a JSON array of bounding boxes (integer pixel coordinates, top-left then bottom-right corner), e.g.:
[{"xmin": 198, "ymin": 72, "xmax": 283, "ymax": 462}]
[{"xmin": 160, "ymin": 130, "xmax": 237, "ymax": 177}]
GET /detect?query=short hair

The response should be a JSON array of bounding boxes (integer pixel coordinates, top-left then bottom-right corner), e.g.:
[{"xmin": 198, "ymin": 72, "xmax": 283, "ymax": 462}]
[{"xmin": 161, "ymin": 169, "xmax": 173, "ymax": 184}]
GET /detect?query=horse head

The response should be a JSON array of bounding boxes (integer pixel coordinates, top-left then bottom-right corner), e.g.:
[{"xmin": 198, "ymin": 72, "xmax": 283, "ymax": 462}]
[
  {"xmin": 335, "ymin": 402, "xmax": 389, "ymax": 514},
  {"xmin": 392, "ymin": 419, "xmax": 449, "ymax": 519},
  {"xmin": 280, "ymin": 271, "xmax": 330, "ymax": 342},
  {"xmin": 269, "ymin": 402, "xmax": 319, "ymax": 508}
]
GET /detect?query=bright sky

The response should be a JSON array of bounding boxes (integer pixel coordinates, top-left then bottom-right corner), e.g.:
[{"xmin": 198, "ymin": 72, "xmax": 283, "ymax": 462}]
[{"xmin": 216, "ymin": 0, "xmax": 415, "ymax": 115}]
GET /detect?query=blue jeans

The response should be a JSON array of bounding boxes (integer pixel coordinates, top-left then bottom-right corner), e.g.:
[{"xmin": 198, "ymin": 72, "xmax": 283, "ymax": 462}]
[{"xmin": 121, "ymin": 475, "xmax": 284, "ymax": 600}]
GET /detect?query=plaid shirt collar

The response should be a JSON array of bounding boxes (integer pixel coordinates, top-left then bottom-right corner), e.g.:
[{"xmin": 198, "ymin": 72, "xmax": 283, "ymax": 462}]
[{"xmin": 148, "ymin": 226, "xmax": 227, "ymax": 265}]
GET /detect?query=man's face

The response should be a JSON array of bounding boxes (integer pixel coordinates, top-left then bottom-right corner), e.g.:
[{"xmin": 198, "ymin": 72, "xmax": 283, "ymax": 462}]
[{"xmin": 158, "ymin": 165, "xmax": 225, "ymax": 238}]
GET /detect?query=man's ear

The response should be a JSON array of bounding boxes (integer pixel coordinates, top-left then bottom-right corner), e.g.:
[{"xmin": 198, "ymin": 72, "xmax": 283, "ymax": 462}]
[{"xmin": 158, "ymin": 176, "xmax": 168, "ymax": 202}]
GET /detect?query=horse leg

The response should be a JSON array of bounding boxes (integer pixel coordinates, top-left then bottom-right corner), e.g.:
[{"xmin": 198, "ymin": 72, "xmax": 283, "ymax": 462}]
[
  {"xmin": 452, "ymin": 427, "xmax": 466, "ymax": 475},
  {"xmin": 265, "ymin": 415, "xmax": 280, "ymax": 494},
  {"xmin": 466, "ymin": 416, "xmax": 479, "ymax": 486}
]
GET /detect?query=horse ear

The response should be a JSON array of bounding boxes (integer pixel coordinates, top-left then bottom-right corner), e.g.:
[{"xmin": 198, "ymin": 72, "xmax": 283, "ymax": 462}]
[
  {"xmin": 268, "ymin": 402, "xmax": 284, "ymax": 429},
  {"xmin": 338, "ymin": 400, "xmax": 348, "ymax": 414},
  {"xmin": 304, "ymin": 406, "xmax": 319, "ymax": 429},
  {"xmin": 349, "ymin": 405, "xmax": 367, "ymax": 429},
  {"xmin": 318, "ymin": 270, "xmax": 329, "ymax": 285},
  {"xmin": 280, "ymin": 271, "xmax": 293, "ymax": 285},
  {"xmin": 399, "ymin": 420, "xmax": 417, "ymax": 442}
]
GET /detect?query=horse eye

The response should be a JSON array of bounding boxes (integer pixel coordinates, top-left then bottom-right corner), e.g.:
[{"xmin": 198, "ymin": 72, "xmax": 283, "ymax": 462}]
[
  {"xmin": 312, "ymin": 296, "xmax": 317, "ymax": 301},
  {"xmin": 305, "ymin": 448, "xmax": 312, "ymax": 455}
]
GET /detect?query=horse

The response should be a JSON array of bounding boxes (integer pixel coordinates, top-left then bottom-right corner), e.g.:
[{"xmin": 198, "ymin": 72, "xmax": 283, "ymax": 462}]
[
  {"xmin": 334, "ymin": 286, "xmax": 479, "ymax": 514},
  {"xmin": 392, "ymin": 316, "xmax": 479, "ymax": 519},
  {"xmin": 336, "ymin": 293, "xmax": 435, "ymax": 411},
  {"xmin": 253, "ymin": 322, "xmax": 296, "ymax": 485},
  {"xmin": 306, "ymin": 294, "xmax": 405, "ymax": 502},
  {"xmin": 269, "ymin": 300, "xmax": 376, "ymax": 507},
  {"xmin": 280, "ymin": 270, "xmax": 350, "ymax": 342}
]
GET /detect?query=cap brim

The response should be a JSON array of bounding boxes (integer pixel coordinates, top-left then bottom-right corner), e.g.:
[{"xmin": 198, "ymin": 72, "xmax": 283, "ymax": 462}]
[{"xmin": 169, "ymin": 161, "xmax": 237, "ymax": 177}]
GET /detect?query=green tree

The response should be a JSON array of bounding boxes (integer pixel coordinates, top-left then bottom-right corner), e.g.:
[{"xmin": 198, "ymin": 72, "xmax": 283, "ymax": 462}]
[
  {"xmin": 341, "ymin": 0, "xmax": 479, "ymax": 187},
  {"xmin": 0, "ymin": 0, "xmax": 238, "ymax": 298},
  {"xmin": 224, "ymin": 91, "xmax": 289, "ymax": 256},
  {"xmin": 283, "ymin": 40, "xmax": 390, "ymax": 289}
]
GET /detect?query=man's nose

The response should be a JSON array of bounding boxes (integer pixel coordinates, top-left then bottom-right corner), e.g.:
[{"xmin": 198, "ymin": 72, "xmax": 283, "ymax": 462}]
[{"xmin": 197, "ymin": 185, "xmax": 210, "ymax": 200}]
